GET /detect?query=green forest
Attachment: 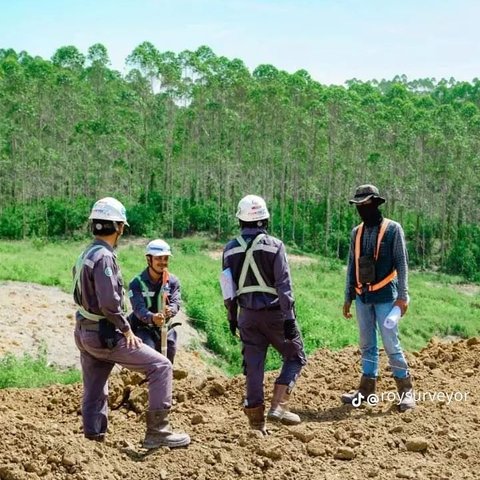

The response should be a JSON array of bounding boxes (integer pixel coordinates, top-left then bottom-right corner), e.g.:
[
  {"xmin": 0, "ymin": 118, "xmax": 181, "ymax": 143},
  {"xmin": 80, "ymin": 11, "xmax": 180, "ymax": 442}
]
[{"xmin": 0, "ymin": 43, "xmax": 479, "ymax": 280}]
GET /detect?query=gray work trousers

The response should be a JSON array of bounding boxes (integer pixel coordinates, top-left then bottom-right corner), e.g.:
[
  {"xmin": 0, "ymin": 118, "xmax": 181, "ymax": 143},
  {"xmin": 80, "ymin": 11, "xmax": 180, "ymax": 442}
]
[
  {"xmin": 74, "ymin": 323, "xmax": 172, "ymax": 437},
  {"xmin": 238, "ymin": 308, "xmax": 306, "ymax": 407}
]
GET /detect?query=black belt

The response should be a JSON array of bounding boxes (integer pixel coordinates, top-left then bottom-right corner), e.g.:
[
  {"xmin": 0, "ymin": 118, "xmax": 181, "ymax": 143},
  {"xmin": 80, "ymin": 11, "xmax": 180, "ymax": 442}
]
[
  {"xmin": 260, "ymin": 305, "xmax": 281, "ymax": 311},
  {"xmin": 78, "ymin": 322, "xmax": 100, "ymax": 332},
  {"xmin": 242, "ymin": 305, "xmax": 281, "ymax": 312}
]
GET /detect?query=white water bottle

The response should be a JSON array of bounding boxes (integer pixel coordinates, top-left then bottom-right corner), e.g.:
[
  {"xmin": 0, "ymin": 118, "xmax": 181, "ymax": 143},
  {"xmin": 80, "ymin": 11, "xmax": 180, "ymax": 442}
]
[{"xmin": 383, "ymin": 306, "xmax": 402, "ymax": 329}]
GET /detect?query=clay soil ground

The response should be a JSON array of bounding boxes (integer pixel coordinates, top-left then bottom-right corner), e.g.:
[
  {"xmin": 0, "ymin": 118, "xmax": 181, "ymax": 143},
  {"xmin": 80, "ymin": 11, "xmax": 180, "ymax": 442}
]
[{"xmin": 0, "ymin": 281, "xmax": 479, "ymax": 480}]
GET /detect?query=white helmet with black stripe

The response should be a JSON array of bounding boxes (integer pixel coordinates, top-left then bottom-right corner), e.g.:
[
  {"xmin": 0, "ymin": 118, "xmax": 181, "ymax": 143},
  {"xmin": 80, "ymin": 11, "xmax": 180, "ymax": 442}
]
[{"xmin": 146, "ymin": 239, "xmax": 172, "ymax": 257}]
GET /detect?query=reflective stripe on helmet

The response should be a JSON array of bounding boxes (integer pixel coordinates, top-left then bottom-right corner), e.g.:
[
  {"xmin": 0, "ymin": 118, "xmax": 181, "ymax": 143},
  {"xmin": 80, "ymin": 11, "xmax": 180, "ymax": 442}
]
[{"xmin": 146, "ymin": 239, "xmax": 172, "ymax": 256}]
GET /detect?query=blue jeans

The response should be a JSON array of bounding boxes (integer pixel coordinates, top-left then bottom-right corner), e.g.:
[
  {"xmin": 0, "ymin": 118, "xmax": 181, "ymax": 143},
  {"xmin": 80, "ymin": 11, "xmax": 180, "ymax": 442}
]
[{"xmin": 355, "ymin": 299, "xmax": 409, "ymax": 379}]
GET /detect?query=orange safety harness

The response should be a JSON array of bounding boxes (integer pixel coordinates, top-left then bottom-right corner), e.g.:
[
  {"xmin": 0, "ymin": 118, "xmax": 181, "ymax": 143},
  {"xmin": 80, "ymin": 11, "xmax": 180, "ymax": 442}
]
[{"xmin": 354, "ymin": 219, "xmax": 397, "ymax": 295}]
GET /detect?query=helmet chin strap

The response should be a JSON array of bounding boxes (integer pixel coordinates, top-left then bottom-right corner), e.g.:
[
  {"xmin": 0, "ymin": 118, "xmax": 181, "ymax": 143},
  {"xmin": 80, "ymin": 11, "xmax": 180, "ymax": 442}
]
[{"xmin": 112, "ymin": 221, "xmax": 122, "ymax": 248}]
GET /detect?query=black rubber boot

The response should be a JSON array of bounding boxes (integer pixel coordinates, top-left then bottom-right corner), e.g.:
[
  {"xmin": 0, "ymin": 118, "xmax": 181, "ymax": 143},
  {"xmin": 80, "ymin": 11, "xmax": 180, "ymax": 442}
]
[{"xmin": 341, "ymin": 375, "xmax": 377, "ymax": 406}]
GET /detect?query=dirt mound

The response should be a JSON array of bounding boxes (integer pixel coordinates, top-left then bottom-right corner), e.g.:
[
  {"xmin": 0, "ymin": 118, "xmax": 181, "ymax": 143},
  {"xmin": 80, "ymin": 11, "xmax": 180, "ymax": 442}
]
[{"xmin": 1, "ymin": 337, "xmax": 479, "ymax": 480}]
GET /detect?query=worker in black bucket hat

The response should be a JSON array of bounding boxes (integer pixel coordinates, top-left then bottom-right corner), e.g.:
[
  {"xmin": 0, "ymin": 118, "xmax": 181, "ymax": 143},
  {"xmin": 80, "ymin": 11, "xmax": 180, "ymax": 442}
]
[{"xmin": 341, "ymin": 184, "xmax": 415, "ymax": 412}]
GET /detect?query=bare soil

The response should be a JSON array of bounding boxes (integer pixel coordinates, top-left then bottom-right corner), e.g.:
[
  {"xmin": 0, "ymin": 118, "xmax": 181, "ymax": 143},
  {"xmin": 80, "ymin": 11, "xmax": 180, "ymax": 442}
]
[{"xmin": 0, "ymin": 282, "xmax": 479, "ymax": 480}]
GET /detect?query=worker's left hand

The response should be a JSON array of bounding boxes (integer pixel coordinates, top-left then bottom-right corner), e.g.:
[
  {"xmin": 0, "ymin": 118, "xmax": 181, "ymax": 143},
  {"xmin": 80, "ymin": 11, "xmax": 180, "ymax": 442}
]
[
  {"xmin": 284, "ymin": 319, "xmax": 298, "ymax": 340},
  {"xmin": 394, "ymin": 298, "xmax": 409, "ymax": 316}
]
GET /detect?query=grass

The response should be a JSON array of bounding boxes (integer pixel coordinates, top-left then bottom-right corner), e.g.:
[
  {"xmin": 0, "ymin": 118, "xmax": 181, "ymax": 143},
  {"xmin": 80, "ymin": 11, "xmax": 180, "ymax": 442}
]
[
  {"xmin": 0, "ymin": 236, "xmax": 479, "ymax": 378},
  {"xmin": 0, "ymin": 347, "xmax": 81, "ymax": 388}
]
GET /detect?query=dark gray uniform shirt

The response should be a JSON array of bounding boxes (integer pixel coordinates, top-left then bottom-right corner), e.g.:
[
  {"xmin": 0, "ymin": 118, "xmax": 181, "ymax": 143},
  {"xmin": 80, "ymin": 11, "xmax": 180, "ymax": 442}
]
[
  {"xmin": 73, "ymin": 239, "xmax": 130, "ymax": 332},
  {"xmin": 222, "ymin": 227, "xmax": 295, "ymax": 320},
  {"xmin": 128, "ymin": 269, "xmax": 181, "ymax": 325}
]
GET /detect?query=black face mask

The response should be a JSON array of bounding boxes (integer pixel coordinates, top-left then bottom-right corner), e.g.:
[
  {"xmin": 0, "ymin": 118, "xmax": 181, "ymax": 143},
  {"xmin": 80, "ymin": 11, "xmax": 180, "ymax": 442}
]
[{"xmin": 356, "ymin": 204, "xmax": 382, "ymax": 227}]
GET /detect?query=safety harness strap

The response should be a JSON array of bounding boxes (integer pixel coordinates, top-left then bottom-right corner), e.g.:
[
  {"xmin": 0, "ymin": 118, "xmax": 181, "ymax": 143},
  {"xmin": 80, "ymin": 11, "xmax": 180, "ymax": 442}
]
[
  {"xmin": 135, "ymin": 270, "xmax": 170, "ymax": 313},
  {"xmin": 236, "ymin": 234, "xmax": 278, "ymax": 297},
  {"xmin": 77, "ymin": 307, "xmax": 105, "ymax": 321}
]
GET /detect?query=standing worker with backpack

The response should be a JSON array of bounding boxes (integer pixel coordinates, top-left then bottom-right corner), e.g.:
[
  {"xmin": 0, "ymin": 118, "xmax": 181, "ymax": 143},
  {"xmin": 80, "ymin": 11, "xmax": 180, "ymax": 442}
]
[
  {"xmin": 128, "ymin": 239, "xmax": 182, "ymax": 364},
  {"xmin": 342, "ymin": 185, "xmax": 415, "ymax": 411},
  {"xmin": 222, "ymin": 195, "xmax": 307, "ymax": 435},
  {"xmin": 73, "ymin": 197, "xmax": 190, "ymax": 448}
]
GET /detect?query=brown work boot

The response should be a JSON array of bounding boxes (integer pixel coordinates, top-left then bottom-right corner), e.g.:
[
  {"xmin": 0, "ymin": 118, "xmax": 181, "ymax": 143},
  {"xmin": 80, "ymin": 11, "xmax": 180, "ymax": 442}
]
[
  {"xmin": 244, "ymin": 404, "xmax": 268, "ymax": 435},
  {"xmin": 341, "ymin": 375, "xmax": 377, "ymax": 407},
  {"xmin": 394, "ymin": 375, "xmax": 416, "ymax": 411},
  {"xmin": 267, "ymin": 384, "xmax": 301, "ymax": 425},
  {"xmin": 143, "ymin": 409, "xmax": 190, "ymax": 449}
]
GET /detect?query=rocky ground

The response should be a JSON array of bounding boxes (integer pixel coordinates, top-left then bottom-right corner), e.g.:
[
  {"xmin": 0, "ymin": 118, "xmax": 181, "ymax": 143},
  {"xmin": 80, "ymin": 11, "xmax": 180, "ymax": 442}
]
[{"xmin": 0, "ymin": 282, "xmax": 479, "ymax": 480}]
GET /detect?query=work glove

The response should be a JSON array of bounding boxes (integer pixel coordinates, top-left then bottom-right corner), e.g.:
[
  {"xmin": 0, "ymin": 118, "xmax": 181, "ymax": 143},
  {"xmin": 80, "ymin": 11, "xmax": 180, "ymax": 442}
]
[
  {"xmin": 229, "ymin": 318, "xmax": 238, "ymax": 336},
  {"xmin": 226, "ymin": 300, "xmax": 238, "ymax": 337},
  {"xmin": 284, "ymin": 318, "xmax": 298, "ymax": 340}
]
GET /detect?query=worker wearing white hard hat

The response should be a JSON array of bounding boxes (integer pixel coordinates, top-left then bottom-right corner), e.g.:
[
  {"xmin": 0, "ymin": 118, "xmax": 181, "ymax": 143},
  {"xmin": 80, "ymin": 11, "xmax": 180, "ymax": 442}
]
[
  {"xmin": 128, "ymin": 239, "xmax": 182, "ymax": 364},
  {"xmin": 222, "ymin": 194, "xmax": 306, "ymax": 435},
  {"xmin": 74, "ymin": 200, "xmax": 190, "ymax": 449}
]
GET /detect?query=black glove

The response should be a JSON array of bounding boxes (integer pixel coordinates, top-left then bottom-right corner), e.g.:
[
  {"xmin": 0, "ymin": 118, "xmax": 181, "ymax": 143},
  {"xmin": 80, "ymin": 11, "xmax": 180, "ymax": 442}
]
[
  {"xmin": 229, "ymin": 318, "xmax": 238, "ymax": 336},
  {"xmin": 284, "ymin": 318, "xmax": 298, "ymax": 340}
]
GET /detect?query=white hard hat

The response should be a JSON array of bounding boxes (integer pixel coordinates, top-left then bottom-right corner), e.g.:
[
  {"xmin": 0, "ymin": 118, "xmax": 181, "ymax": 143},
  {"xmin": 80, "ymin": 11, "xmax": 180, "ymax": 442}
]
[
  {"xmin": 89, "ymin": 197, "xmax": 129, "ymax": 226},
  {"xmin": 146, "ymin": 239, "xmax": 172, "ymax": 257},
  {"xmin": 236, "ymin": 195, "xmax": 270, "ymax": 222}
]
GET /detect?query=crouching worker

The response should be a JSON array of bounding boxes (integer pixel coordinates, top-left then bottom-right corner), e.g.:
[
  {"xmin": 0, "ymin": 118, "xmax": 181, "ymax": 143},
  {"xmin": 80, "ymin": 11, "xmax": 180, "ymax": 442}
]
[
  {"xmin": 128, "ymin": 239, "xmax": 181, "ymax": 364},
  {"xmin": 73, "ymin": 198, "xmax": 190, "ymax": 448},
  {"xmin": 222, "ymin": 195, "xmax": 307, "ymax": 435}
]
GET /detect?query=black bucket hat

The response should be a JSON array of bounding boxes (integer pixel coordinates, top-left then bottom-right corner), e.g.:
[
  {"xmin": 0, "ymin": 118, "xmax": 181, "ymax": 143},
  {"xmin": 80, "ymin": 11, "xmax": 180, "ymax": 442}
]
[{"xmin": 349, "ymin": 184, "xmax": 386, "ymax": 205}]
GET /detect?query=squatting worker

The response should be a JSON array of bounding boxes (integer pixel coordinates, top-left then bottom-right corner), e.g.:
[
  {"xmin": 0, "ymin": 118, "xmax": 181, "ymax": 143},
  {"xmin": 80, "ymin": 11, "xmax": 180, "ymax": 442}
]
[
  {"xmin": 222, "ymin": 195, "xmax": 307, "ymax": 434},
  {"xmin": 342, "ymin": 185, "xmax": 415, "ymax": 411},
  {"xmin": 128, "ymin": 239, "xmax": 181, "ymax": 364},
  {"xmin": 73, "ymin": 197, "xmax": 190, "ymax": 448}
]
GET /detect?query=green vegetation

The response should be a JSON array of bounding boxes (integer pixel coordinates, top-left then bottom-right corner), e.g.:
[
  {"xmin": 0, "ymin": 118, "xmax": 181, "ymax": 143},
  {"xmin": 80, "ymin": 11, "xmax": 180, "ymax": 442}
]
[
  {"xmin": 1, "ymin": 238, "xmax": 478, "ymax": 376},
  {"xmin": 1, "ymin": 46, "xmax": 480, "ymax": 280},
  {"xmin": 0, "ymin": 347, "xmax": 81, "ymax": 389}
]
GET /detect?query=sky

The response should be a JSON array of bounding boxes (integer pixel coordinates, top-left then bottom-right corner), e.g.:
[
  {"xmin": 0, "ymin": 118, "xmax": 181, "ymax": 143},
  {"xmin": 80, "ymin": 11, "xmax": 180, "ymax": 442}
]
[{"xmin": 1, "ymin": 0, "xmax": 479, "ymax": 85}]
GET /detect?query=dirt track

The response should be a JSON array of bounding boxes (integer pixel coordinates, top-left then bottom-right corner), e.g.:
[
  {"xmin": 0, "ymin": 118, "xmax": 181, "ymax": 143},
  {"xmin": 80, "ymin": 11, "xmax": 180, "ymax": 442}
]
[{"xmin": 0, "ymin": 282, "xmax": 479, "ymax": 480}]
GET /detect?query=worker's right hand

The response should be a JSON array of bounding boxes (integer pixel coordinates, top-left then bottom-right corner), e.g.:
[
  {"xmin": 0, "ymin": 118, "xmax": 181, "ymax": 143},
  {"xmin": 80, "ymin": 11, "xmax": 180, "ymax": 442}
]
[
  {"xmin": 152, "ymin": 313, "xmax": 166, "ymax": 326},
  {"xmin": 343, "ymin": 301, "xmax": 353, "ymax": 319},
  {"xmin": 123, "ymin": 328, "xmax": 142, "ymax": 349}
]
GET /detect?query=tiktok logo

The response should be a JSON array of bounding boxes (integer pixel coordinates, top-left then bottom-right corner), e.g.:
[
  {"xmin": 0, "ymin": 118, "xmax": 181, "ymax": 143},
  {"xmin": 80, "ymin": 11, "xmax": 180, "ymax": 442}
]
[{"xmin": 351, "ymin": 393, "xmax": 380, "ymax": 408}]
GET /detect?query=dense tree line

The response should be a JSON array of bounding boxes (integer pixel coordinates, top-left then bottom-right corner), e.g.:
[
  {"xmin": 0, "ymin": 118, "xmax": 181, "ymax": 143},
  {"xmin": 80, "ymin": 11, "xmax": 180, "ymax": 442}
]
[{"xmin": 0, "ymin": 44, "xmax": 479, "ymax": 280}]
